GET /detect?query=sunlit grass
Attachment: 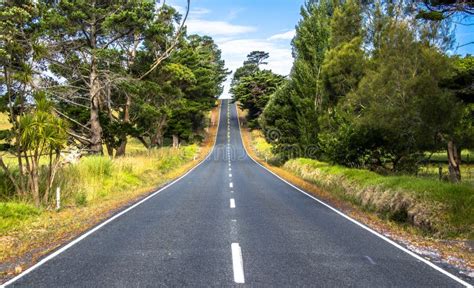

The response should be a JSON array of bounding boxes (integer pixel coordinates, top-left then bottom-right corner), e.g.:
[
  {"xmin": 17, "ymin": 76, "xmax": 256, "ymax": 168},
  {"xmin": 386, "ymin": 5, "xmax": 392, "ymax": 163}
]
[
  {"xmin": 286, "ymin": 158, "xmax": 473, "ymax": 238},
  {"xmin": 0, "ymin": 113, "xmax": 11, "ymax": 130}
]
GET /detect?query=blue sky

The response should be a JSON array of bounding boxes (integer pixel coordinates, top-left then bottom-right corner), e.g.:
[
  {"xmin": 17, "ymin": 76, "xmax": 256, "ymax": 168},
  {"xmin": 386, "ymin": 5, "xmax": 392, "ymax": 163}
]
[{"xmin": 169, "ymin": 0, "xmax": 473, "ymax": 98}]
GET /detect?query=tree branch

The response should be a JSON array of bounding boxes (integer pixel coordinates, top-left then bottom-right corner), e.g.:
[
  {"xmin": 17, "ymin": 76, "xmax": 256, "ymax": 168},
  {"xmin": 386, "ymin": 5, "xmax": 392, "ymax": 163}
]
[{"xmin": 139, "ymin": 0, "xmax": 191, "ymax": 79}]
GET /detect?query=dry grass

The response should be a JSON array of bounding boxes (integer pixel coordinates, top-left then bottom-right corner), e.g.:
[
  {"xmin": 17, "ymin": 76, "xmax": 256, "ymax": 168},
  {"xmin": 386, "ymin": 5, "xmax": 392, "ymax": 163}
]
[
  {"xmin": 0, "ymin": 102, "xmax": 220, "ymax": 281},
  {"xmin": 237, "ymin": 106, "xmax": 473, "ymax": 272},
  {"xmin": 0, "ymin": 113, "xmax": 11, "ymax": 130}
]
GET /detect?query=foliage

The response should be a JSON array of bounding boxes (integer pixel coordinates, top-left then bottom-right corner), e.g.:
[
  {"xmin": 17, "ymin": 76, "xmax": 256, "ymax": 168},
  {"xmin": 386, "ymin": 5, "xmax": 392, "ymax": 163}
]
[
  {"xmin": 231, "ymin": 51, "xmax": 269, "ymax": 87},
  {"xmin": 231, "ymin": 70, "xmax": 284, "ymax": 128},
  {"xmin": 0, "ymin": 1, "xmax": 228, "ymax": 205},
  {"xmin": 260, "ymin": 0, "xmax": 472, "ymax": 180}
]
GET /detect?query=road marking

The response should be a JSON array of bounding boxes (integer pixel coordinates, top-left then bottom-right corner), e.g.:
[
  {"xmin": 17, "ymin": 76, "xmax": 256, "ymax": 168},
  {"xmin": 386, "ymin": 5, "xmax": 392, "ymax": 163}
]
[
  {"xmin": 229, "ymin": 173, "xmax": 232, "ymax": 177},
  {"xmin": 231, "ymin": 243, "xmax": 245, "ymax": 283},
  {"xmin": 234, "ymin": 105, "xmax": 472, "ymax": 288},
  {"xmin": 229, "ymin": 182, "xmax": 233, "ymax": 188},
  {"xmin": 230, "ymin": 190, "xmax": 234, "ymax": 193},
  {"xmin": 365, "ymin": 256, "xmax": 376, "ymax": 265},
  {"xmin": 230, "ymin": 198, "xmax": 235, "ymax": 208},
  {"xmin": 2, "ymin": 101, "xmax": 226, "ymax": 287},
  {"xmin": 229, "ymin": 168, "xmax": 232, "ymax": 171}
]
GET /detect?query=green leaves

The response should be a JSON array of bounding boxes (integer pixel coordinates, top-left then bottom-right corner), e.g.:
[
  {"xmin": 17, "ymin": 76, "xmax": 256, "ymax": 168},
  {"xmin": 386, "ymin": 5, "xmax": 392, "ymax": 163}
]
[
  {"xmin": 231, "ymin": 70, "xmax": 284, "ymax": 128},
  {"xmin": 18, "ymin": 93, "xmax": 68, "ymax": 152}
]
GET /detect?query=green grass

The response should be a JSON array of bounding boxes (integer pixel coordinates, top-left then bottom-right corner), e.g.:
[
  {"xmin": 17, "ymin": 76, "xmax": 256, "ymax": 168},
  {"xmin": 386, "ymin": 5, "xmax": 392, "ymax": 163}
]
[
  {"xmin": 287, "ymin": 158, "xmax": 474, "ymax": 238},
  {"xmin": 0, "ymin": 202, "xmax": 41, "ymax": 233},
  {"xmin": 427, "ymin": 149, "xmax": 473, "ymax": 163},
  {"xmin": 54, "ymin": 145, "xmax": 199, "ymax": 205}
]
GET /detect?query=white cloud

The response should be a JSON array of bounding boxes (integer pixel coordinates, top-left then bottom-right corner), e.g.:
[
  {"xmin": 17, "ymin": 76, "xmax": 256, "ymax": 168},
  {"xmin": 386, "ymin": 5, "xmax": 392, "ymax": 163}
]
[
  {"xmin": 190, "ymin": 7, "xmax": 211, "ymax": 16},
  {"xmin": 186, "ymin": 19, "xmax": 256, "ymax": 36},
  {"xmin": 268, "ymin": 30, "xmax": 296, "ymax": 41}
]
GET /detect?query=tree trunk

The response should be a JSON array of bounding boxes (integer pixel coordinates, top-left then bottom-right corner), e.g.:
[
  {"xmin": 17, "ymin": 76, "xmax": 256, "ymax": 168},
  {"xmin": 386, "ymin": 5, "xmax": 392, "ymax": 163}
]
[
  {"xmin": 172, "ymin": 134, "xmax": 179, "ymax": 148},
  {"xmin": 90, "ymin": 61, "xmax": 103, "ymax": 154},
  {"xmin": 29, "ymin": 157, "xmax": 40, "ymax": 207},
  {"xmin": 105, "ymin": 142, "xmax": 114, "ymax": 157},
  {"xmin": 116, "ymin": 33, "xmax": 140, "ymax": 157},
  {"xmin": 447, "ymin": 140, "xmax": 461, "ymax": 182},
  {"xmin": 116, "ymin": 94, "xmax": 131, "ymax": 157},
  {"xmin": 150, "ymin": 117, "xmax": 167, "ymax": 148},
  {"xmin": 89, "ymin": 7, "xmax": 103, "ymax": 154},
  {"xmin": 116, "ymin": 138, "xmax": 127, "ymax": 156}
]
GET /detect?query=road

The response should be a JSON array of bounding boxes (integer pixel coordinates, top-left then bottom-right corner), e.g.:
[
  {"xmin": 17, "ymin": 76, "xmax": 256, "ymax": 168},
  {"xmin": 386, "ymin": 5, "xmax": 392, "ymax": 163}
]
[{"xmin": 5, "ymin": 100, "xmax": 470, "ymax": 287}]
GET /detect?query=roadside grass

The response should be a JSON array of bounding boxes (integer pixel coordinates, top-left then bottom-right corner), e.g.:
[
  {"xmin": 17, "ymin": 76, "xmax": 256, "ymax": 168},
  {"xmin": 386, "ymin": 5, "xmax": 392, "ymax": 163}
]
[
  {"xmin": 285, "ymin": 158, "xmax": 473, "ymax": 238},
  {"xmin": 251, "ymin": 130, "xmax": 279, "ymax": 164},
  {"xmin": 0, "ymin": 145, "xmax": 198, "ymax": 236},
  {"xmin": 0, "ymin": 203, "xmax": 41, "ymax": 234},
  {"xmin": 54, "ymin": 145, "xmax": 198, "ymax": 207}
]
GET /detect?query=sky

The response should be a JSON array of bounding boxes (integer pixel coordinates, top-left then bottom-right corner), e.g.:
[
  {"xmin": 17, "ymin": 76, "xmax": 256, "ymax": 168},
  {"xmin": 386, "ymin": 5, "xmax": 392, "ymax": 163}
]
[{"xmin": 168, "ymin": 0, "xmax": 474, "ymax": 99}]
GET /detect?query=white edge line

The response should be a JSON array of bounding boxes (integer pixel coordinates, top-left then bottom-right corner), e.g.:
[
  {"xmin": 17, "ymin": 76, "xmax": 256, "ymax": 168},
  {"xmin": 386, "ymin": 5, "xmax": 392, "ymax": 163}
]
[
  {"xmin": 231, "ymin": 243, "xmax": 245, "ymax": 283},
  {"xmin": 234, "ymin": 103, "xmax": 472, "ymax": 288},
  {"xmin": 3, "ymin": 100, "xmax": 224, "ymax": 287}
]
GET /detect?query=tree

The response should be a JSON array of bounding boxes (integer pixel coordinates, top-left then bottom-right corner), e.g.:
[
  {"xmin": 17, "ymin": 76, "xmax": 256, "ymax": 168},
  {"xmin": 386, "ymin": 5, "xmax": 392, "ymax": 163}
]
[
  {"xmin": 231, "ymin": 70, "xmax": 284, "ymax": 128},
  {"xmin": 165, "ymin": 35, "xmax": 229, "ymax": 146},
  {"xmin": 0, "ymin": 0, "xmax": 49, "ymax": 202},
  {"xmin": 260, "ymin": 81, "xmax": 303, "ymax": 160},
  {"xmin": 348, "ymin": 21, "xmax": 460, "ymax": 173},
  {"xmin": 113, "ymin": 4, "xmax": 185, "ymax": 156},
  {"xmin": 0, "ymin": 94, "xmax": 68, "ymax": 207},
  {"xmin": 244, "ymin": 51, "xmax": 269, "ymax": 66},
  {"xmin": 231, "ymin": 51, "xmax": 269, "ymax": 87},
  {"xmin": 43, "ymin": 1, "xmax": 190, "ymax": 155},
  {"xmin": 417, "ymin": 0, "xmax": 474, "ymax": 20},
  {"xmin": 42, "ymin": 1, "xmax": 147, "ymax": 153},
  {"xmin": 440, "ymin": 55, "xmax": 474, "ymax": 181},
  {"xmin": 260, "ymin": 0, "xmax": 332, "ymax": 158},
  {"xmin": 321, "ymin": 0, "xmax": 365, "ymax": 107}
]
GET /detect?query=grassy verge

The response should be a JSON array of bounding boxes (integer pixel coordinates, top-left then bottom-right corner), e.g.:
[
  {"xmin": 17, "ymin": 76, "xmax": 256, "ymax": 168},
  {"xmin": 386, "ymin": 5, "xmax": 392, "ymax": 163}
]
[
  {"xmin": 0, "ymin": 102, "xmax": 220, "ymax": 280},
  {"xmin": 237, "ymin": 107, "xmax": 473, "ymax": 272},
  {"xmin": 246, "ymin": 131, "xmax": 473, "ymax": 238},
  {"xmin": 284, "ymin": 158, "xmax": 473, "ymax": 238}
]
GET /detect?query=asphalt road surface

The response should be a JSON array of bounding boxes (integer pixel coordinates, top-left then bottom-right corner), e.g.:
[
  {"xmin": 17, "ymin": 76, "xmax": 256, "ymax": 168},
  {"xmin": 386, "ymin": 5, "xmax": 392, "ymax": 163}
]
[{"xmin": 5, "ymin": 100, "xmax": 470, "ymax": 287}]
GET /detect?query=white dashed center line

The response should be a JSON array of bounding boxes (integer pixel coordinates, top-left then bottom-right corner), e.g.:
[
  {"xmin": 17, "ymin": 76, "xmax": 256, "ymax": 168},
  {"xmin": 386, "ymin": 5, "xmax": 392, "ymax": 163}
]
[
  {"xmin": 231, "ymin": 243, "xmax": 245, "ymax": 283},
  {"xmin": 229, "ymin": 182, "xmax": 233, "ymax": 188},
  {"xmin": 230, "ymin": 198, "xmax": 235, "ymax": 208}
]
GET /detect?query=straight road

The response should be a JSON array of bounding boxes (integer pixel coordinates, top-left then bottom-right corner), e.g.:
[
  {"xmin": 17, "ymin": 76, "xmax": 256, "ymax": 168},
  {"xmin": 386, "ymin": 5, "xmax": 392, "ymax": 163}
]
[{"xmin": 5, "ymin": 100, "xmax": 470, "ymax": 287}]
